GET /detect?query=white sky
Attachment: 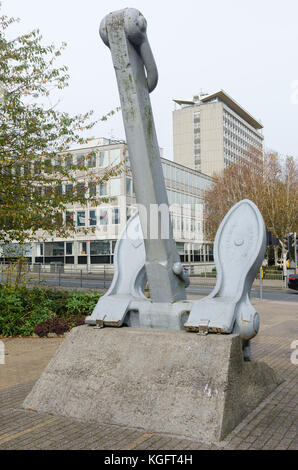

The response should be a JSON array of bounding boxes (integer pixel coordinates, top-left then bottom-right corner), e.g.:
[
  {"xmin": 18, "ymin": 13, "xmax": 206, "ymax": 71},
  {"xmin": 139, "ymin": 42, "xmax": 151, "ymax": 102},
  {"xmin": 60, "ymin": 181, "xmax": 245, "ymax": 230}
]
[{"xmin": 2, "ymin": 0, "xmax": 298, "ymax": 160}]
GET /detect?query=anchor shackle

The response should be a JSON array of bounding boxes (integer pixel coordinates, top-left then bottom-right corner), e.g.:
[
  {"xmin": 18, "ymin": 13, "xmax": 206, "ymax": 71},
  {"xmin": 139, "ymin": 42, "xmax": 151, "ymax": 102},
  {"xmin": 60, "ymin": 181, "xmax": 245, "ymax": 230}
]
[{"xmin": 99, "ymin": 8, "xmax": 158, "ymax": 93}]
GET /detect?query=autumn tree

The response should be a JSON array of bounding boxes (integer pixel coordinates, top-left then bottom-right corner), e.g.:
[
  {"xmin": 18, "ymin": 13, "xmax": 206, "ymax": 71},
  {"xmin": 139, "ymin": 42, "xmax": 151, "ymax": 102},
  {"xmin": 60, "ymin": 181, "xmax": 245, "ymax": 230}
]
[
  {"xmin": 0, "ymin": 6, "xmax": 121, "ymax": 252},
  {"xmin": 203, "ymin": 151, "xmax": 298, "ymax": 266}
]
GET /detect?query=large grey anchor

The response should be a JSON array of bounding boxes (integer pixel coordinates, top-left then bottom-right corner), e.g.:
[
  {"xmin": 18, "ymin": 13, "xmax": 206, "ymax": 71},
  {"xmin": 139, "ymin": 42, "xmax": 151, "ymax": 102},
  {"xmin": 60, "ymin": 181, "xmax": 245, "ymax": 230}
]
[
  {"xmin": 86, "ymin": 8, "xmax": 266, "ymax": 360},
  {"xmin": 86, "ymin": 8, "xmax": 191, "ymax": 329}
]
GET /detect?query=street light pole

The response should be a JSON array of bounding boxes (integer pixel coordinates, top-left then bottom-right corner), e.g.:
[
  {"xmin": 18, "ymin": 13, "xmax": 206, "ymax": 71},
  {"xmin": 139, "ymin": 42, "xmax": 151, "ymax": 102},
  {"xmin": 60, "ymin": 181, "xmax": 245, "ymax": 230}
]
[{"xmin": 294, "ymin": 232, "xmax": 297, "ymax": 274}]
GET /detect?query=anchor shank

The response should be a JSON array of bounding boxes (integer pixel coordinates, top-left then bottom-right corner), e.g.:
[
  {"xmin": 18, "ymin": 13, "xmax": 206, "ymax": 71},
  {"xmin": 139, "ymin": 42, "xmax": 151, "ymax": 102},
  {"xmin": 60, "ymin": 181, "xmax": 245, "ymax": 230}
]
[{"xmin": 102, "ymin": 10, "xmax": 186, "ymax": 302}]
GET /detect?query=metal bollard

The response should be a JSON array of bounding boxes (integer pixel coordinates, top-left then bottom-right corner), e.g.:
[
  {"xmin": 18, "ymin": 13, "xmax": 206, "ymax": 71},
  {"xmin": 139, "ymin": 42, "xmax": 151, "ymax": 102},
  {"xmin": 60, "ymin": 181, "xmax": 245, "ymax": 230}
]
[
  {"xmin": 58, "ymin": 266, "xmax": 61, "ymax": 287},
  {"xmin": 80, "ymin": 269, "xmax": 83, "ymax": 288}
]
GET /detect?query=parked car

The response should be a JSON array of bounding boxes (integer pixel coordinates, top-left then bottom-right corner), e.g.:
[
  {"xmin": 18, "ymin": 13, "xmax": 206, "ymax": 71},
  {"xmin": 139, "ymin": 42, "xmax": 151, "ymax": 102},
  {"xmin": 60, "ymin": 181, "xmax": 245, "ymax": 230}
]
[{"xmin": 288, "ymin": 274, "xmax": 298, "ymax": 291}]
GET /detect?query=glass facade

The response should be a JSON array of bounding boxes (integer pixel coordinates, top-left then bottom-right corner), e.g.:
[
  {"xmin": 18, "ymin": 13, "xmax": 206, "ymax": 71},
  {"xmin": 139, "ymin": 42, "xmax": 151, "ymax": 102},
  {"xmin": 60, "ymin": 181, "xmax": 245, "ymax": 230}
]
[{"xmin": 17, "ymin": 142, "xmax": 213, "ymax": 266}]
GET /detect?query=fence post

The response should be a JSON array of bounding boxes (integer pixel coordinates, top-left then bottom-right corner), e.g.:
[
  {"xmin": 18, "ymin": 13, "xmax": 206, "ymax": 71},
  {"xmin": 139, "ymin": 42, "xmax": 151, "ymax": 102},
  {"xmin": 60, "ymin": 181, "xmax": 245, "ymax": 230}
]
[
  {"xmin": 58, "ymin": 266, "xmax": 61, "ymax": 287},
  {"xmin": 38, "ymin": 263, "xmax": 41, "ymax": 284},
  {"xmin": 80, "ymin": 269, "xmax": 83, "ymax": 288},
  {"xmin": 259, "ymin": 267, "xmax": 263, "ymax": 300}
]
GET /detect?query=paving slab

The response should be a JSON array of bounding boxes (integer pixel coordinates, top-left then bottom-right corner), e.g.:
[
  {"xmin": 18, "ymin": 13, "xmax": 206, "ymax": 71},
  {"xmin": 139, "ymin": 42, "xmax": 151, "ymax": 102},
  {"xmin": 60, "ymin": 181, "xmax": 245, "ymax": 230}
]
[{"xmin": 0, "ymin": 298, "xmax": 297, "ymax": 450}]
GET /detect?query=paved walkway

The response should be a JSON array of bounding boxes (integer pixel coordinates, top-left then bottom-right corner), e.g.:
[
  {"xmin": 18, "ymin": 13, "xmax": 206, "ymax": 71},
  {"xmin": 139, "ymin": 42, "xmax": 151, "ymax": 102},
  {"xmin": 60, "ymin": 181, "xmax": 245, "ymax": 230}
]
[{"xmin": 0, "ymin": 299, "xmax": 297, "ymax": 450}]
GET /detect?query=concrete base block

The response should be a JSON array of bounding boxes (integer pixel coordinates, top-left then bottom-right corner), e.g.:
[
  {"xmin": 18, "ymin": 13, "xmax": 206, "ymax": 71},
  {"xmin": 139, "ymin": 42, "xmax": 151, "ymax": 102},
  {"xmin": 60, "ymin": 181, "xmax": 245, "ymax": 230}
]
[{"xmin": 23, "ymin": 325, "xmax": 279, "ymax": 441}]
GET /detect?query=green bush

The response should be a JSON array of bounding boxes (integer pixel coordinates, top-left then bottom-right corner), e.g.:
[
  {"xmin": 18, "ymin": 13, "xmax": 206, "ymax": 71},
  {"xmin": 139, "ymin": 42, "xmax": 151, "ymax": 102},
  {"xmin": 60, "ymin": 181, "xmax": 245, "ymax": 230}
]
[
  {"xmin": 0, "ymin": 288, "xmax": 25, "ymax": 337},
  {"xmin": 0, "ymin": 286, "xmax": 102, "ymax": 337},
  {"xmin": 65, "ymin": 292, "xmax": 101, "ymax": 315}
]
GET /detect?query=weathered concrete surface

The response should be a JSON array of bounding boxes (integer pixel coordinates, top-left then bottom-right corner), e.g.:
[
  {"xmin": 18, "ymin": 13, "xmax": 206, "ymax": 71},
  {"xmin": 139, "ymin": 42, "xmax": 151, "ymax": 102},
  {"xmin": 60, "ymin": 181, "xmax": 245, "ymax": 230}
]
[{"xmin": 23, "ymin": 325, "xmax": 279, "ymax": 441}]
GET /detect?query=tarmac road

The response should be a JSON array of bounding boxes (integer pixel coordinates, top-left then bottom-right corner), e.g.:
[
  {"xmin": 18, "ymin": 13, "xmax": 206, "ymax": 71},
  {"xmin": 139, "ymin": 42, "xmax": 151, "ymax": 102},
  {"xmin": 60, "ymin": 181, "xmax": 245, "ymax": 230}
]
[{"xmin": 34, "ymin": 277, "xmax": 298, "ymax": 303}]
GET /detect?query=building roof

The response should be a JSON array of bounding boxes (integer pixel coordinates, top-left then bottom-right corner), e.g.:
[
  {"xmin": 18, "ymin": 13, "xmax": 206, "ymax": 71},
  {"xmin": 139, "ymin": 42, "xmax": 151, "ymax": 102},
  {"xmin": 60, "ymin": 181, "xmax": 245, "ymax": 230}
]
[
  {"xmin": 173, "ymin": 90, "xmax": 263, "ymax": 130},
  {"xmin": 173, "ymin": 99, "xmax": 196, "ymax": 107}
]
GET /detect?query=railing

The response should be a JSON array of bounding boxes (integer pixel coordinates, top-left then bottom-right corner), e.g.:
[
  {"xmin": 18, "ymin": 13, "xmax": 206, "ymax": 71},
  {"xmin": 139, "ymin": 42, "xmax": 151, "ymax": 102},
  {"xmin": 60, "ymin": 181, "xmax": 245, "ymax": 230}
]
[{"xmin": 0, "ymin": 261, "xmax": 289, "ymax": 297}]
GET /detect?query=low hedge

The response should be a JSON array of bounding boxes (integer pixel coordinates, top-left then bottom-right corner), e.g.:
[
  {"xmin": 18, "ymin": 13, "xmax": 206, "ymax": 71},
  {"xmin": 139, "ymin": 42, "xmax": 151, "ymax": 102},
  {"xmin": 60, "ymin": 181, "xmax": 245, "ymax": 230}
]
[{"xmin": 0, "ymin": 286, "xmax": 102, "ymax": 337}]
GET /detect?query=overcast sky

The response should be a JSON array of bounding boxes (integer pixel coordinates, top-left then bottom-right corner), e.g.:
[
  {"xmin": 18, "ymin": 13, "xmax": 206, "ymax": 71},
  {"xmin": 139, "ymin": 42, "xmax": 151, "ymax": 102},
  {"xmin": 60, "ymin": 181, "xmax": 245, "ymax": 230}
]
[{"xmin": 3, "ymin": 0, "xmax": 298, "ymax": 160}]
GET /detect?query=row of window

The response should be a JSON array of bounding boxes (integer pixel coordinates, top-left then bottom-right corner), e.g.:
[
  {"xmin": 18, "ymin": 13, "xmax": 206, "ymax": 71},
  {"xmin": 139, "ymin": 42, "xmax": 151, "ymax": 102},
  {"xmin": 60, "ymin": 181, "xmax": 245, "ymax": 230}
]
[
  {"xmin": 36, "ymin": 240, "xmax": 114, "ymax": 257},
  {"xmin": 2, "ymin": 149, "xmax": 124, "ymax": 178},
  {"xmin": 64, "ymin": 148, "xmax": 123, "ymax": 169},
  {"xmin": 172, "ymin": 217, "xmax": 201, "ymax": 233},
  {"xmin": 161, "ymin": 162, "xmax": 210, "ymax": 190},
  {"xmin": 167, "ymin": 190, "xmax": 203, "ymax": 207},
  {"xmin": 34, "ymin": 240, "xmax": 212, "ymax": 260},
  {"xmin": 65, "ymin": 208, "xmax": 120, "ymax": 227},
  {"xmin": 223, "ymin": 133, "xmax": 263, "ymax": 156},
  {"xmin": 35, "ymin": 178, "xmax": 121, "ymax": 198},
  {"xmin": 223, "ymin": 153, "xmax": 263, "ymax": 170},
  {"xmin": 51, "ymin": 148, "xmax": 123, "ymax": 171},
  {"xmin": 223, "ymin": 110, "xmax": 263, "ymax": 149}
]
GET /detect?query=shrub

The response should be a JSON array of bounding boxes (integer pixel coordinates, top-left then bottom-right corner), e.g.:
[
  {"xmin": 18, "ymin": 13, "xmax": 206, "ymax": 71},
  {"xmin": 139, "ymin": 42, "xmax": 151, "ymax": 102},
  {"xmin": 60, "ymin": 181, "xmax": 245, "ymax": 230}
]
[
  {"xmin": 65, "ymin": 291, "xmax": 101, "ymax": 316},
  {"xmin": 0, "ymin": 287, "xmax": 102, "ymax": 337},
  {"xmin": 0, "ymin": 287, "xmax": 25, "ymax": 336},
  {"xmin": 34, "ymin": 315, "xmax": 86, "ymax": 337},
  {"xmin": 41, "ymin": 289, "xmax": 69, "ymax": 316}
]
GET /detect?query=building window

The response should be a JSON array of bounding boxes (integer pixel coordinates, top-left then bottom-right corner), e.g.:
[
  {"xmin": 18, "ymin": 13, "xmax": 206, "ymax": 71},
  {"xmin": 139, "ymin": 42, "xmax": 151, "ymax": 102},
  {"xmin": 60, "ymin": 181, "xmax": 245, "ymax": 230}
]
[
  {"xmin": 66, "ymin": 242, "xmax": 73, "ymax": 255},
  {"xmin": 110, "ymin": 149, "xmax": 121, "ymax": 166},
  {"xmin": 66, "ymin": 212, "xmax": 74, "ymax": 226},
  {"xmin": 99, "ymin": 182, "xmax": 107, "ymax": 196},
  {"xmin": 44, "ymin": 186, "xmax": 52, "ymax": 196},
  {"xmin": 79, "ymin": 241, "xmax": 87, "ymax": 255},
  {"xmin": 36, "ymin": 243, "xmax": 43, "ymax": 257},
  {"xmin": 90, "ymin": 240, "xmax": 110, "ymax": 255},
  {"xmin": 88, "ymin": 182, "xmax": 97, "ymax": 197},
  {"xmin": 126, "ymin": 177, "xmax": 132, "ymax": 196},
  {"xmin": 172, "ymin": 166, "xmax": 177, "ymax": 182},
  {"xmin": 110, "ymin": 178, "xmax": 121, "ymax": 196},
  {"xmin": 112, "ymin": 208, "xmax": 120, "ymax": 225},
  {"xmin": 44, "ymin": 242, "xmax": 64, "ymax": 257},
  {"xmin": 65, "ymin": 155, "xmax": 73, "ymax": 169},
  {"xmin": 77, "ymin": 154, "xmax": 85, "ymax": 168},
  {"xmin": 34, "ymin": 161, "xmax": 41, "ymax": 175},
  {"xmin": 76, "ymin": 183, "xmax": 85, "ymax": 197},
  {"xmin": 44, "ymin": 159, "xmax": 52, "ymax": 172},
  {"xmin": 89, "ymin": 210, "xmax": 97, "ymax": 226},
  {"xmin": 77, "ymin": 211, "xmax": 86, "ymax": 227},
  {"xmin": 98, "ymin": 151, "xmax": 109, "ymax": 168},
  {"xmin": 165, "ymin": 164, "xmax": 170, "ymax": 179},
  {"xmin": 87, "ymin": 152, "xmax": 96, "ymax": 168},
  {"xmin": 100, "ymin": 209, "xmax": 108, "ymax": 225},
  {"xmin": 65, "ymin": 184, "xmax": 73, "ymax": 194},
  {"xmin": 55, "ymin": 156, "xmax": 63, "ymax": 169}
]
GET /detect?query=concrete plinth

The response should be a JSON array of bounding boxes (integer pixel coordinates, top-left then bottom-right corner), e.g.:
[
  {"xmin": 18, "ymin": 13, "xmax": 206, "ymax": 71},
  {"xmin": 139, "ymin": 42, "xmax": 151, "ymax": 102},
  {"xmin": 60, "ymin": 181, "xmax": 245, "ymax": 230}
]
[{"xmin": 23, "ymin": 325, "xmax": 279, "ymax": 441}]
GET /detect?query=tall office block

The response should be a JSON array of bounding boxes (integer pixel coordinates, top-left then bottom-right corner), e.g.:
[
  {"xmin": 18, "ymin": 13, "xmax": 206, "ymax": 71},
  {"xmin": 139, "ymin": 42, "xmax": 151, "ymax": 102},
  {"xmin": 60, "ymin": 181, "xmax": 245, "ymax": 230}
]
[{"xmin": 173, "ymin": 90, "xmax": 264, "ymax": 176}]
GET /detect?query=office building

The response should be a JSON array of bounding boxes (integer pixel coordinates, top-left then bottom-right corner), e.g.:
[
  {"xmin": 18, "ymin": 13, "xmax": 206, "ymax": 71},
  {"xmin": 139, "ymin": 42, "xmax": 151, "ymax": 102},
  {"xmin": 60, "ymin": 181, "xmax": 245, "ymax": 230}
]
[
  {"xmin": 24, "ymin": 138, "xmax": 214, "ymax": 268},
  {"xmin": 173, "ymin": 90, "xmax": 264, "ymax": 176}
]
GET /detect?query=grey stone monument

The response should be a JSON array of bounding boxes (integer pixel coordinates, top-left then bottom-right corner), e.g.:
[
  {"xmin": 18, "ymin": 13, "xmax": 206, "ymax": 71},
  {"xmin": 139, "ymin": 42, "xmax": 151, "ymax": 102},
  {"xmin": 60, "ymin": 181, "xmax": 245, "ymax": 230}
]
[{"xmin": 23, "ymin": 8, "xmax": 279, "ymax": 441}]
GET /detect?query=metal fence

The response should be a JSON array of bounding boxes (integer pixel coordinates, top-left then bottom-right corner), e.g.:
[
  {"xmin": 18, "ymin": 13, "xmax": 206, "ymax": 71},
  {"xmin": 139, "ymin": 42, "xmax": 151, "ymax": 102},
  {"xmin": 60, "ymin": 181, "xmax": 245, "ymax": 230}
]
[{"xmin": 0, "ymin": 262, "xmax": 287, "ymax": 293}]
